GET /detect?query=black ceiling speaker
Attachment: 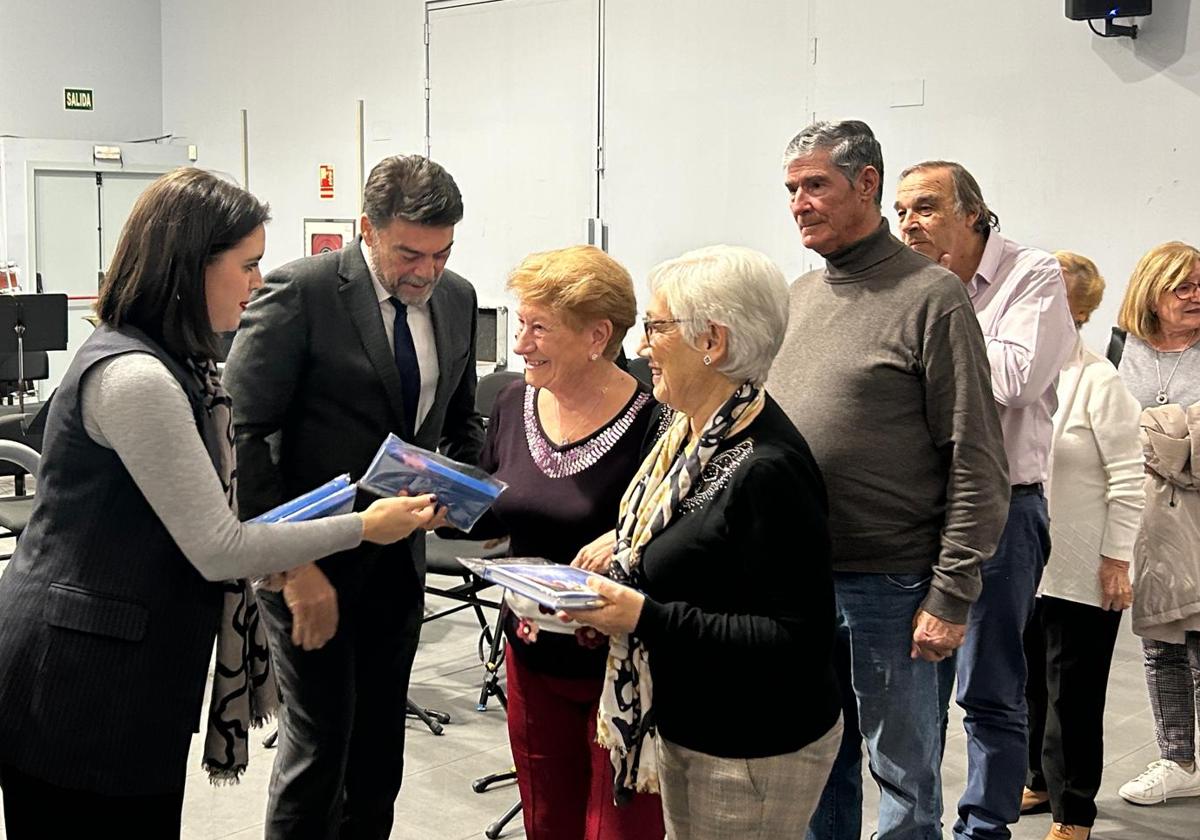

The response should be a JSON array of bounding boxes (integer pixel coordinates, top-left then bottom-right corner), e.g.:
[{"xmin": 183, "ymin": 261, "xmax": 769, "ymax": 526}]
[{"xmin": 1066, "ymin": 1, "xmax": 1151, "ymax": 20}]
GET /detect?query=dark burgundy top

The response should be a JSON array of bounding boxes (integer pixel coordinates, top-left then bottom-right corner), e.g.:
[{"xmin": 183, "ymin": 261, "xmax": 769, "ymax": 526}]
[{"xmin": 473, "ymin": 379, "xmax": 656, "ymax": 677}]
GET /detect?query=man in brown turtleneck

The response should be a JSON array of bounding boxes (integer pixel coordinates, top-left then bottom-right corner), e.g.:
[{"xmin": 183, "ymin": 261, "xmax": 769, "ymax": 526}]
[{"xmin": 767, "ymin": 120, "xmax": 1009, "ymax": 840}]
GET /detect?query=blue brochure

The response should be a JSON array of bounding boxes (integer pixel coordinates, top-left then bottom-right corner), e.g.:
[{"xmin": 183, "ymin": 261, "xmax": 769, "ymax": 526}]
[
  {"xmin": 456, "ymin": 557, "xmax": 608, "ymax": 611},
  {"xmin": 249, "ymin": 474, "xmax": 357, "ymax": 523},
  {"xmin": 358, "ymin": 434, "xmax": 506, "ymax": 531}
]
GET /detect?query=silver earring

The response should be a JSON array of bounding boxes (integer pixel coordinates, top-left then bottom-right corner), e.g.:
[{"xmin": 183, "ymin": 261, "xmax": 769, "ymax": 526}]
[
  {"xmin": 589, "ymin": 353, "xmax": 599, "ymax": 362},
  {"xmin": 703, "ymin": 354, "xmax": 712, "ymax": 366}
]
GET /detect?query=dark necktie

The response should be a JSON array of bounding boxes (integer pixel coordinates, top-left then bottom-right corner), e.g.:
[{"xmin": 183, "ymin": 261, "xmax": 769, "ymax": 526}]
[{"xmin": 392, "ymin": 299, "xmax": 421, "ymax": 433}]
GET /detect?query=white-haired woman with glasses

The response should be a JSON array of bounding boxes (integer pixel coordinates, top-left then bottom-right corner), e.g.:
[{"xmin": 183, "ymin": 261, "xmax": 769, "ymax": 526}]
[{"xmin": 563, "ymin": 245, "xmax": 842, "ymax": 839}]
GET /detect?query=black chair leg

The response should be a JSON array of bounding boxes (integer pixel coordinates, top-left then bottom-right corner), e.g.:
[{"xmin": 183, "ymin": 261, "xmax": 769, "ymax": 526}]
[
  {"xmin": 406, "ymin": 699, "xmax": 450, "ymax": 736},
  {"xmin": 476, "ymin": 615, "xmax": 508, "ymax": 712},
  {"xmin": 485, "ymin": 800, "xmax": 523, "ymax": 840}
]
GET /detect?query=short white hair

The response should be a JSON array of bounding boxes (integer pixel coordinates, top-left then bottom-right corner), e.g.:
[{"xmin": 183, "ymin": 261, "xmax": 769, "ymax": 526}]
[{"xmin": 647, "ymin": 245, "xmax": 789, "ymax": 386}]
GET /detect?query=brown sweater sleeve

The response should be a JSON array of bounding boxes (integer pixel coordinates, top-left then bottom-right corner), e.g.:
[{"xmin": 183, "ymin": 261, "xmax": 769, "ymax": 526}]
[{"xmin": 920, "ymin": 299, "xmax": 1010, "ymax": 622}]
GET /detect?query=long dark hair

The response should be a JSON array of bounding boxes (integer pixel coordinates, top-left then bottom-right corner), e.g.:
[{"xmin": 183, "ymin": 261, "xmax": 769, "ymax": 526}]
[{"xmin": 96, "ymin": 168, "xmax": 270, "ymax": 360}]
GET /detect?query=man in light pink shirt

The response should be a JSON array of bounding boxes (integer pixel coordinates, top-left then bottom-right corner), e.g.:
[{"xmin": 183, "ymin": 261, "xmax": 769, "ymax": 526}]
[{"xmin": 895, "ymin": 161, "xmax": 1076, "ymax": 840}]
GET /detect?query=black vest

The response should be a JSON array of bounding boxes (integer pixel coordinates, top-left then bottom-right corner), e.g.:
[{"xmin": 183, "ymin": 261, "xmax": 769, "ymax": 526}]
[{"xmin": 0, "ymin": 325, "xmax": 224, "ymax": 796}]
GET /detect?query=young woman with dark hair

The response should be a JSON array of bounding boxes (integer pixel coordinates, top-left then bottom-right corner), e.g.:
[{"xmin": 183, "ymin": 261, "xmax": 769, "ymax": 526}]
[{"xmin": 0, "ymin": 168, "xmax": 437, "ymax": 837}]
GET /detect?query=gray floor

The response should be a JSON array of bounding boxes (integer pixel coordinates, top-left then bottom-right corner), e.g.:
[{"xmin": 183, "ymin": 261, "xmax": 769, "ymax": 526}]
[{"xmin": 0, "ymin": 560, "xmax": 1196, "ymax": 839}]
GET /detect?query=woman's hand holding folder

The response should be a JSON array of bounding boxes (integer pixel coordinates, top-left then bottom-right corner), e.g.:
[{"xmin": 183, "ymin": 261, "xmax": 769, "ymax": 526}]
[{"xmin": 360, "ymin": 493, "xmax": 439, "ymax": 544}]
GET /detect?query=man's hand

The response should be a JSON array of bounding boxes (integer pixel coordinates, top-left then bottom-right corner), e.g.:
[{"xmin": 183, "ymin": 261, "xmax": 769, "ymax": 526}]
[
  {"xmin": 283, "ymin": 563, "xmax": 339, "ymax": 651},
  {"xmin": 910, "ymin": 609, "xmax": 966, "ymax": 662},
  {"xmin": 571, "ymin": 530, "xmax": 618, "ymax": 573},
  {"xmin": 1099, "ymin": 556, "xmax": 1133, "ymax": 612}
]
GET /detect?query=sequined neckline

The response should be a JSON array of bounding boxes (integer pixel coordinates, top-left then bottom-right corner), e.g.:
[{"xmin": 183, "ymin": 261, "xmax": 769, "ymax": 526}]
[{"xmin": 524, "ymin": 385, "xmax": 651, "ymax": 478}]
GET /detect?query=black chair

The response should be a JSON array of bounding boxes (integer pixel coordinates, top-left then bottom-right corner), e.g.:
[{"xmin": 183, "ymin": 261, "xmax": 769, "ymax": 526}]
[
  {"xmin": 0, "ymin": 437, "xmax": 40, "ymax": 561},
  {"xmin": 627, "ymin": 355, "xmax": 652, "ymax": 387},
  {"xmin": 475, "ymin": 370, "xmax": 523, "ymax": 422},
  {"xmin": 0, "ymin": 351, "xmax": 49, "ymax": 404},
  {"xmin": 0, "ymin": 407, "xmax": 43, "ymax": 505}
]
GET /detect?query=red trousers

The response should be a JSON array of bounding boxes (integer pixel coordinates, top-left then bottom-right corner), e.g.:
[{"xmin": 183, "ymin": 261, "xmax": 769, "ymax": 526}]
[{"xmin": 506, "ymin": 649, "xmax": 665, "ymax": 840}]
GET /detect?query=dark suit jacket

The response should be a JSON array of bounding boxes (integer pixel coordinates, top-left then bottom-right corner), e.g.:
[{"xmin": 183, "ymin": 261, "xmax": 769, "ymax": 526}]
[{"xmin": 224, "ymin": 240, "xmax": 485, "ymax": 589}]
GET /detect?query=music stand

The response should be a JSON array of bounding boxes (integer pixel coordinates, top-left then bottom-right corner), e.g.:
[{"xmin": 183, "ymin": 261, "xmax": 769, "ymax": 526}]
[{"xmin": 0, "ymin": 294, "xmax": 69, "ymax": 422}]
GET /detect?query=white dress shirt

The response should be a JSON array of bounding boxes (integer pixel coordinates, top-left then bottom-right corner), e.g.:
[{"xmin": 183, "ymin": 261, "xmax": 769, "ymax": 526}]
[
  {"xmin": 1040, "ymin": 337, "xmax": 1145, "ymax": 607},
  {"xmin": 362, "ymin": 240, "xmax": 440, "ymax": 429},
  {"xmin": 966, "ymin": 231, "xmax": 1077, "ymax": 485}
]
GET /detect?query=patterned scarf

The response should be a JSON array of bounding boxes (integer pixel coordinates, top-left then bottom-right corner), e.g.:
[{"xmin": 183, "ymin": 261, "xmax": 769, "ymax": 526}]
[
  {"xmin": 185, "ymin": 358, "xmax": 278, "ymax": 784},
  {"xmin": 597, "ymin": 381, "xmax": 765, "ymax": 798}
]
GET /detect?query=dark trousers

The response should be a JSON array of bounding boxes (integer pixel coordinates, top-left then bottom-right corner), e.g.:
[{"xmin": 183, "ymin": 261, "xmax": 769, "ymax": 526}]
[
  {"xmin": 0, "ymin": 762, "xmax": 183, "ymax": 839},
  {"xmin": 1024, "ymin": 595, "xmax": 1122, "ymax": 827},
  {"xmin": 258, "ymin": 559, "xmax": 424, "ymax": 840},
  {"xmin": 505, "ymin": 649, "xmax": 665, "ymax": 840},
  {"xmin": 939, "ymin": 488, "xmax": 1049, "ymax": 840}
]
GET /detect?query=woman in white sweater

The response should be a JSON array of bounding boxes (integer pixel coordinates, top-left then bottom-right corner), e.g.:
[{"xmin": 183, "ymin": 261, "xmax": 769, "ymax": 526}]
[{"xmin": 1020, "ymin": 252, "xmax": 1144, "ymax": 840}]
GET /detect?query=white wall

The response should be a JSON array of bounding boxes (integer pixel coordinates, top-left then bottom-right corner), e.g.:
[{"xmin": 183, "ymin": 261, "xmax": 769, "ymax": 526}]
[
  {"xmin": 160, "ymin": 0, "xmax": 1200, "ymax": 355},
  {"xmin": 0, "ymin": 0, "xmax": 163, "ymax": 141},
  {"xmin": 804, "ymin": 1, "xmax": 1200, "ymax": 352},
  {"xmin": 160, "ymin": 0, "xmax": 429, "ymax": 276}
]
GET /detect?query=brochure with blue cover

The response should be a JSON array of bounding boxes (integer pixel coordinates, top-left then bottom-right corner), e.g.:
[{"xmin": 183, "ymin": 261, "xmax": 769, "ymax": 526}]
[
  {"xmin": 456, "ymin": 556, "xmax": 609, "ymax": 611},
  {"xmin": 249, "ymin": 474, "xmax": 357, "ymax": 524},
  {"xmin": 359, "ymin": 434, "xmax": 506, "ymax": 531}
]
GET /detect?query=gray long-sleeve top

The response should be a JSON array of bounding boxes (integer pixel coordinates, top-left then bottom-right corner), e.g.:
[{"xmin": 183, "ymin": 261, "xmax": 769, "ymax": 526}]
[
  {"xmin": 768, "ymin": 221, "xmax": 1010, "ymax": 623},
  {"xmin": 80, "ymin": 352, "xmax": 363, "ymax": 582}
]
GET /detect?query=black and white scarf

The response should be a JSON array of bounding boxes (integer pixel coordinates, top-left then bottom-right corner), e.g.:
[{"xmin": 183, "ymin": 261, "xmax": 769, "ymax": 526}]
[
  {"xmin": 185, "ymin": 358, "xmax": 277, "ymax": 784},
  {"xmin": 597, "ymin": 381, "xmax": 764, "ymax": 798}
]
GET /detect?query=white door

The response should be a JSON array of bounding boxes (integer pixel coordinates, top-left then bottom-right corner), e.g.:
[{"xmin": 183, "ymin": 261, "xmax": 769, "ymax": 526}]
[
  {"xmin": 99, "ymin": 172, "xmax": 160, "ymax": 269},
  {"xmin": 33, "ymin": 170, "xmax": 101, "ymax": 393},
  {"xmin": 428, "ymin": 0, "xmax": 597, "ymax": 364},
  {"xmin": 33, "ymin": 170, "xmax": 163, "ymax": 394}
]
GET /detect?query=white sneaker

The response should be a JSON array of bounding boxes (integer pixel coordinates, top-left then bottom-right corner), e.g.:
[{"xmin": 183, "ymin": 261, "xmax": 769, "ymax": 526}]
[{"xmin": 1118, "ymin": 759, "xmax": 1200, "ymax": 805}]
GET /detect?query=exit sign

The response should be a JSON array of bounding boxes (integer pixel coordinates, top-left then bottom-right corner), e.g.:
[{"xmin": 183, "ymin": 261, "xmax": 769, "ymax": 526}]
[{"xmin": 64, "ymin": 88, "xmax": 93, "ymax": 111}]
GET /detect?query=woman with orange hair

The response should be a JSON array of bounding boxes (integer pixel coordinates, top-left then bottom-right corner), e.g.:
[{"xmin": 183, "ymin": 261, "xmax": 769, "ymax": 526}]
[{"xmin": 467, "ymin": 245, "xmax": 663, "ymax": 839}]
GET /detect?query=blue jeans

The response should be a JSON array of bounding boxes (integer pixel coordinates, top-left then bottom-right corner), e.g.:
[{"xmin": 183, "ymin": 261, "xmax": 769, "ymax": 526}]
[
  {"xmin": 807, "ymin": 572, "xmax": 945, "ymax": 840},
  {"xmin": 939, "ymin": 489, "xmax": 1049, "ymax": 840}
]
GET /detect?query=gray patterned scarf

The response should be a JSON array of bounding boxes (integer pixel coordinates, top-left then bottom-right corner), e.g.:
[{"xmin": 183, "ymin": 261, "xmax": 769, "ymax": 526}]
[{"xmin": 186, "ymin": 357, "xmax": 278, "ymax": 784}]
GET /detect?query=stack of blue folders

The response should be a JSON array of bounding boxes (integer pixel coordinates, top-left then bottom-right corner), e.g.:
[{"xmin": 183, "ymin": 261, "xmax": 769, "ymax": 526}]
[
  {"xmin": 246, "ymin": 436, "xmax": 506, "ymax": 529},
  {"xmin": 358, "ymin": 433, "xmax": 506, "ymax": 531},
  {"xmin": 456, "ymin": 557, "xmax": 607, "ymax": 611},
  {"xmin": 248, "ymin": 475, "xmax": 358, "ymax": 523}
]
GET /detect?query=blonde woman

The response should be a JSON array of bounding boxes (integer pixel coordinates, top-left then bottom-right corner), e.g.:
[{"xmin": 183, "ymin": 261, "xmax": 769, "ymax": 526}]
[
  {"xmin": 1112, "ymin": 242, "xmax": 1200, "ymax": 806},
  {"xmin": 1021, "ymin": 252, "xmax": 1143, "ymax": 840}
]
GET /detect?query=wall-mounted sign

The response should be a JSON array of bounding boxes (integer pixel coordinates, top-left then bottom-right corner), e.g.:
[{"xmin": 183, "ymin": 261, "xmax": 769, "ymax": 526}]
[
  {"xmin": 64, "ymin": 88, "xmax": 94, "ymax": 111},
  {"xmin": 304, "ymin": 218, "xmax": 356, "ymax": 257},
  {"xmin": 319, "ymin": 164, "xmax": 335, "ymax": 199}
]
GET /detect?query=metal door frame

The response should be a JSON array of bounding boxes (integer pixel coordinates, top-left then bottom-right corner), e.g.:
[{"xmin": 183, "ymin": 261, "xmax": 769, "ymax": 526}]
[{"xmin": 26, "ymin": 161, "xmax": 176, "ymax": 286}]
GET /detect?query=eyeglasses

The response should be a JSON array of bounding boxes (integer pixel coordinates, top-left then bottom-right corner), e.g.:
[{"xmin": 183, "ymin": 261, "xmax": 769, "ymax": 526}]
[
  {"xmin": 642, "ymin": 318, "xmax": 687, "ymax": 340},
  {"xmin": 1173, "ymin": 282, "xmax": 1200, "ymax": 301}
]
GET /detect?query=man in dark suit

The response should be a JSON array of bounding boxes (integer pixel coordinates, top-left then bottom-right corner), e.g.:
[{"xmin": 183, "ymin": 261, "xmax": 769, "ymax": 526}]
[{"xmin": 224, "ymin": 154, "xmax": 485, "ymax": 840}]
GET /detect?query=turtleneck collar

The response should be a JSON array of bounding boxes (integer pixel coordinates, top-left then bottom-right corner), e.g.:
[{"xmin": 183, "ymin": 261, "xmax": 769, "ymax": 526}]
[{"xmin": 822, "ymin": 218, "xmax": 906, "ymax": 283}]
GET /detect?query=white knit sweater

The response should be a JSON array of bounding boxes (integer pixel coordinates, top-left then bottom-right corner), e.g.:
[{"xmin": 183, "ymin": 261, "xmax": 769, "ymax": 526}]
[{"xmin": 1040, "ymin": 337, "xmax": 1145, "ymax": 608}]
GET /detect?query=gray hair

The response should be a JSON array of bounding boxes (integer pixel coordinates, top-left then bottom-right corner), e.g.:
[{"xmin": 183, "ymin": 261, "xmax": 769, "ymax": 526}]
[
  {"xmin": 647, "ymin": 245, "xmax": 789, "ymax": 386},
  {"xmin": 899, "ymin": 160, "xmax": 999, "ymax": 233},
  {"xmin": 782, "ymin": 120, "xmax": 884, "ymax": 206},
  {"xmin": 362, "ymin": 155, "xmax": 464, "ymax": 229}
]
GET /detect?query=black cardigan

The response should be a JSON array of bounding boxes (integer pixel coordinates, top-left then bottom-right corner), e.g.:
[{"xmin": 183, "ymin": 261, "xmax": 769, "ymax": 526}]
[{"xmin": 633, "ymin": 396, "xmax": 841, "ymax": 758}]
